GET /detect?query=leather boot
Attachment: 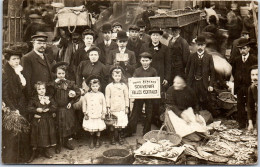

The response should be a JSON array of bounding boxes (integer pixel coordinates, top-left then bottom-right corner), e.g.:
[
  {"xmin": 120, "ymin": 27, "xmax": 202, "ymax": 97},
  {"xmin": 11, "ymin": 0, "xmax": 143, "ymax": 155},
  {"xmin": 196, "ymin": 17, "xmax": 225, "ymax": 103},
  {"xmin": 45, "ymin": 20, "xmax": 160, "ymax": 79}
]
[
  {"xmin": 95, "ymin": 136, "xmax": 101, "ymax": 148},
  {"xmin": 27, "ymin": 148, "xmax": 36, "ymax": 163},
  {"xmin": 89, "ymin": 135, "xmax": 94, "ymax": 149},
  {"xmin": 118, "ymin": 131, "xmax": 124, "ymax": 145},
  {"xmin": 55, "ymin": 144, "xmax": 61, "ymax": 154},
  {"xmin": 64, "ymin": 138, "xmax": 74, "ymax": 150},
  {"xmin": 111, "ymin": 132, "xmax": 116, "ymax": 145},
  {"xmin": 43, "ymin": 148, "xmax": 53, "ymax": 159}
]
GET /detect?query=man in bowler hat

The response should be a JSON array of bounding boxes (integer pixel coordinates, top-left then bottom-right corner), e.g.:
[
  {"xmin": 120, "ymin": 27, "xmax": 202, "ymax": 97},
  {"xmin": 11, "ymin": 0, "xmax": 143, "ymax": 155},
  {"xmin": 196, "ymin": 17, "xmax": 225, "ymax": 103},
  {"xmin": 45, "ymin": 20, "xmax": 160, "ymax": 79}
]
[
  {"xmin": 231, "ymin": 38, "xmax": 257, "ymax": 129},
  {"xmin": 186, "ymin": 35, "xmax": 215, "ymax": 112},
  {"xmin": 96, "ymin": 23, "xmax": 118, "ymax": 64}
]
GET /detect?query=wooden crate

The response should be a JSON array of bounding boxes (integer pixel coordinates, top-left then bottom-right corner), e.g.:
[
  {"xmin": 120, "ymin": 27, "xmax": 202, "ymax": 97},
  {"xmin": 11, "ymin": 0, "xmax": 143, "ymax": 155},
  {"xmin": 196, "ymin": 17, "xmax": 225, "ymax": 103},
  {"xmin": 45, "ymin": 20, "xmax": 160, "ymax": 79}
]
[{"xmin": 149, "ymin": 10, "xmax": 201, "ymax": 28}]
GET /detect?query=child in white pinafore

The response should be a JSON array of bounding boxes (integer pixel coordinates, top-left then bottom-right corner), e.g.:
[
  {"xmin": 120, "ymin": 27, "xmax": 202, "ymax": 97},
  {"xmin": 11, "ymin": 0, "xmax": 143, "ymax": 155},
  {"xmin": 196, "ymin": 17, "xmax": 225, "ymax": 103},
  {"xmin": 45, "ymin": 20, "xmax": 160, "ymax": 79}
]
[
  {"xmin": 105, "ymin": 66, "xmax": 129, "ymax": 145},
  {"xmin": 82, "ymin": 75, "xmax": 106, "ymax": 149}
]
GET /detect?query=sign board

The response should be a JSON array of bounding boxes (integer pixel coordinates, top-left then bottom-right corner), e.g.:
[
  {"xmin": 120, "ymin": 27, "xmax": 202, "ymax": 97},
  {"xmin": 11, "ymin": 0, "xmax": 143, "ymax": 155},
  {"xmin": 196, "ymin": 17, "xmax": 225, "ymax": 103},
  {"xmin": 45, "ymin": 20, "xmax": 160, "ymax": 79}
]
[
  {"xmin": 128, "ymin": 77, "xmax": 161, "ymax": 99},
  {"xmin": 116, "ymin": 53, "xmax": 129, "ymax": 62}
]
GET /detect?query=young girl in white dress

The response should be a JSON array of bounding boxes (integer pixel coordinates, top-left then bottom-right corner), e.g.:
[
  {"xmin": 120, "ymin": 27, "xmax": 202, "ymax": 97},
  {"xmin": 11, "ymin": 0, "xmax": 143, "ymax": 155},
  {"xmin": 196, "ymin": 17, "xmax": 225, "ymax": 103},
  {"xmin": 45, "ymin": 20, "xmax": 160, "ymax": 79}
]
[
  {"xmin": 82, "ymin": 75, "xmax": 106, "ymax": 149},
  {"xmin": 105, "ymin": 66, "xmax": 129, "ymax": 145}
]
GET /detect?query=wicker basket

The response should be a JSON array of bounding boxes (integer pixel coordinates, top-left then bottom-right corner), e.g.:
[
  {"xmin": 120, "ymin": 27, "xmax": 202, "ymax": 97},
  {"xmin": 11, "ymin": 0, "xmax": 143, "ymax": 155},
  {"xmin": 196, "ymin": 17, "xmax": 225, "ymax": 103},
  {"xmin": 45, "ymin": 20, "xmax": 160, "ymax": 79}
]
[
  {"xmin": 149, "ymin": 10, "xmax": 201, "ymax": 28},
  {"xmin": 104, "ymin": 114, "xmax": 117, "ymax": 126},
  {"xmin": 217, "ymin": 92, "xmax": 237, "ymax": 110},
  {"xmin": 143, "ymin": 124, "xmax": 182, "ymax": 146},
  {"xmin": 102, "ymin": 149, "xmax": 134, "ymax": 164}
]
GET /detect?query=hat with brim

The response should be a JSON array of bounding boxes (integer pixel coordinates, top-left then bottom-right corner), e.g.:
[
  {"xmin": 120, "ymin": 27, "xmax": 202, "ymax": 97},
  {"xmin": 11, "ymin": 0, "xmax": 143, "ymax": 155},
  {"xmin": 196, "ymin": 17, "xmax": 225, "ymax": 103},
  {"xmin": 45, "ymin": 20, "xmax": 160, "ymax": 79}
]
[
  {"xmin": 85, "ymin": 75, "xmax": 102, "ymax": 86},
  {"xmin": 51, "ymin": 2, "xmax": 64, "ymax": 8},
  {"xmin": 109, "ymin": 66, "xmax": 125, "ymax": 76},
  {"xmin": 51, "ymin": 62, "xmax": 68, "ymax": 73},
  {"xmin": 195, "ymin": 35, "xmax": 206, "ymax": 44},
  {"xmin": 31, "ymin": 34, "xmax": 48, "ymax": 41},
  {"xmin": 117, "ymin": 31, "xmax": 128, "ymax": 41},
  {"xmin": 241, "ymin": 30, "xmax": 249, "ymax": 35},
  {"xmin": 149, "ymin": 27, "xmax": 163, "ymax": 35},
  {"xmin": 139, "ymin": 52, "xmax": 152, "ymax": 59},
  {"xmin": 29, "ymin": 14, "xmax": 42, "ymax": 19},
  {"xmin": 237, "ymin": 38, "xmax": 251, "ymax": 48},
  {"xmin": 129, "ymin": 25, "xmax": 140, "ymax": 31},
  {"xmin": 86, "ymin": 46, "xmax": 101, "ymax": 56},
  {"xmin": 101, "ymin": 23, "xmax": 112, "ymax": 33},
  {"xmin": 136, "ymin": 20, "xmax": 146, "ymax": 27},
  {"xmin": 112, "ymin": 22, "xmax": 122, "ymax": 28},
  {"xmin": 82, "ymin": 29, "xmax": 95, "ymax": 37},
  {"xmin": 3, "ymin": 48, "xmax": 23, "ymax": 60}
]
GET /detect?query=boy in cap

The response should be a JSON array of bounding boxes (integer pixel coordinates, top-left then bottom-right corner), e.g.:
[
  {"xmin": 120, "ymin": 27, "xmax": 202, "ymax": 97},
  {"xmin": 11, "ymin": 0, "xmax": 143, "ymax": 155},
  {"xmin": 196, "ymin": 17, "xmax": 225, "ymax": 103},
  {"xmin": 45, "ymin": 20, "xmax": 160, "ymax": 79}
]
[
  {"xmin": 126, "ymin": 25, "xmax": 145, "ymax": 66},
  {"xmin": 96, "ymin": 23, "xmax": 118, "ymax": 64},
  {"xmin": 140, "ymin": 27, "xmax": 171, "ymax": 126},
  {"xmin": 21, "ymin": 34, "xmax": 53, "ymax": 99},
  {"xmin": 186, "ymin": 35, "xmax": 215, "ymax": 112},
  {"xmin": 125, "ymin": 52, "xmax": 158, "ymax": 136},
  {"xmin": 106, "ymin": 31, "xmax": 136, "ymax": 79},
  {"xmin": 111, "ymin": 22, "xmax": 123, "ymax": 41},
  {"xmin": 231, "ymin": 38, "xmax": 257, "ymax": 129}
]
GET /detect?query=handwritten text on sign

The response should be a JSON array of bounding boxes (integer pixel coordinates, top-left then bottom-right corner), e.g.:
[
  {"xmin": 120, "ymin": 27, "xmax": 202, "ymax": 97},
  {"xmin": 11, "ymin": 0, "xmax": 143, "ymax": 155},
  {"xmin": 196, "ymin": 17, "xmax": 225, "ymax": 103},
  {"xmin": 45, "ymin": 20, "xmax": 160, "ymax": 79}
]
[{"xmin": 128, "ymin": 77, "xmax": 161, "ymax": 99}]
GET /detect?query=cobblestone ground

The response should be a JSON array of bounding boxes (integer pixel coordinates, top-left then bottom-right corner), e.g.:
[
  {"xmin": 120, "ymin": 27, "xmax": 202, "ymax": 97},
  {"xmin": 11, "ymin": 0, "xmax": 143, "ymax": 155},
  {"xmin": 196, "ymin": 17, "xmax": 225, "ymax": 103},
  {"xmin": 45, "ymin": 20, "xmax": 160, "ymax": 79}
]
[{"xmin": 30, "ymin": 124, "xmax": 158, "ymax": 164}]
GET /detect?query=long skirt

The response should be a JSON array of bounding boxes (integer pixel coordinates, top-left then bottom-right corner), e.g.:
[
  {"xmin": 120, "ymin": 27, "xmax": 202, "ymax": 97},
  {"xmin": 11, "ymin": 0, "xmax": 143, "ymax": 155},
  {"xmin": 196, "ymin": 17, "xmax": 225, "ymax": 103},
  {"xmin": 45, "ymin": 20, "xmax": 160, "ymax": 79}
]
[
  {"xmin": 82, "ymin": 117, "xmax": 106, "ymax": 132},
  {"xmin": 57, "ymin": 107, "xmax": 77, "ymax": 138},
  {"xmin": 112, "ymin": 111, "xmax": 128, "ymax": 128},
  {"xmin": 167, "ymin": 108, "xmax": 207, "ymax": 137},
  {"xmin": 30, "ymin": 117, "xmax": 57, "ymax": 147}
]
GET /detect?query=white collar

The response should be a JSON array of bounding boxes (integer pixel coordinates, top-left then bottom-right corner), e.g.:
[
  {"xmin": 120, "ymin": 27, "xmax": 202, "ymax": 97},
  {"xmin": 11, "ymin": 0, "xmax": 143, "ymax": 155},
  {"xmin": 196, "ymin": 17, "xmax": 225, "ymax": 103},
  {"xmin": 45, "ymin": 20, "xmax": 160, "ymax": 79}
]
[
  {"xmin": 172, "ymin": 34, "xmax": 180, "ymax": 41},
  {"xmin": 242, "ymin": 53, "xmax": 249, "ymax": 62},
  {"xmin": 152, "ymin": 42, "xmax": 159, "ymax": 46},
  {"xmin": 55, "ymin": 78, "xmax": 66, "ymax": 83},
  {"xmin": 104, "ymin": 39, "xmax": 112, "ymax": 45},
  {"xmin": 197, "ymin": 51, "xmax": 205, "ymax": 58},
  {"xmin": 34, "ymin": 49, "xmax": 44, "ymax": 57},
  {"xmin": 119, "ymin": 47, "xmax": 126, "ymax": 53},
  {"xmin": 84, "ymin": 45, "xmax": 91, "ymax": 52}
]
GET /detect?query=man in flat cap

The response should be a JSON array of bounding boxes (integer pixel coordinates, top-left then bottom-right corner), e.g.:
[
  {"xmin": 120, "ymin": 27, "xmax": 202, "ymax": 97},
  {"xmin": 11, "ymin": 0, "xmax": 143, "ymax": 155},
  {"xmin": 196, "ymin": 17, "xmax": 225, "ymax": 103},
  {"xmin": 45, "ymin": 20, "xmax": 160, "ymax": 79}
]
[
  {"xmin": 126, "ymin": 25, "xmax": 145, "ymax": 67},
  {"xmin": 231, "ymin": 38, "xmax": 257, "ymax": 129},
  {"xmin": 111, "ymin": 22, "xmax": 123, "ymax": 41},
  {"xmin": 21, "ymin": 34, "xmax": 53, "ymax": 99},
  {"xmin": 96, "ymin": 23, "xmax": 118, "ymax": 64},
  {"xmin": 136, "ymin": 20, "xmax": 151, "ymax": 44}
]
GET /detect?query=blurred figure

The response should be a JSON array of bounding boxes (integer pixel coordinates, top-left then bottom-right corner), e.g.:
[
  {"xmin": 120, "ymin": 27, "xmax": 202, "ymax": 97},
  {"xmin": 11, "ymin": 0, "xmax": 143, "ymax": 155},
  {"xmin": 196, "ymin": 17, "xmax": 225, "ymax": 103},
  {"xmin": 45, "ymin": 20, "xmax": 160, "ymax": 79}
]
[{"xmin": 247, "ymin": 65, "xmax": 258, "ymax": 131}]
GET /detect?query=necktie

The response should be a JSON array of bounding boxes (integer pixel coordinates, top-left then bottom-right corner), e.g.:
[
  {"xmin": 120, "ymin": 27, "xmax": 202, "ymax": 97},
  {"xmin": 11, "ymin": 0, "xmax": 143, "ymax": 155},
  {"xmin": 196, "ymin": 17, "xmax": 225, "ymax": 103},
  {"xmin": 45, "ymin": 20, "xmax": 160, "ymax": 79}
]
[
  {"xmin": 243, "ymin": 56, "xmax": 246, "ymax": 62},
  {"xmin": 40, "ymin": 54, "xmax": 44, "ymax": 60}
]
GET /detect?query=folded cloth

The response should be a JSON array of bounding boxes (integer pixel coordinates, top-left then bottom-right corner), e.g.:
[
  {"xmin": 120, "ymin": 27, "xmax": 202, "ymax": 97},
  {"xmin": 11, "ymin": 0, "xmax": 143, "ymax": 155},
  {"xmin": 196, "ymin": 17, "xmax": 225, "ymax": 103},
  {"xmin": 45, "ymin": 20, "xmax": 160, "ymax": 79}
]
[{"xmin": 167, "ymin": 108, "xmax": 207, "ymax": 137}]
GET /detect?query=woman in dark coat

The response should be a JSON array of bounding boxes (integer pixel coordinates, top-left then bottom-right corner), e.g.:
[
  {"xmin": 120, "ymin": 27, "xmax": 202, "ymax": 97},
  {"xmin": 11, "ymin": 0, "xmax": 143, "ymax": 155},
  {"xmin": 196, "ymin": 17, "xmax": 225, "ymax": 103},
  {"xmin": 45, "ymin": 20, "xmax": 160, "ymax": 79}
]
[
  {"xmin": 2, "ymin": 48, "xmax": 30, "ymax": 163},
  {"xmin": 76, "ymin": 46, "xmax": 108, "ymax": 92}
]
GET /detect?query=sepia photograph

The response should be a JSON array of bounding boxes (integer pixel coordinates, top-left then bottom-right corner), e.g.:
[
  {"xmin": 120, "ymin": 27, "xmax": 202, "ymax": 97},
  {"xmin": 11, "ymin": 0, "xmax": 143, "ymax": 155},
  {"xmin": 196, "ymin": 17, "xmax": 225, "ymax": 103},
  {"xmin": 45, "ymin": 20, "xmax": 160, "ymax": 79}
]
[{"xmin": 1, "ymin": 0, "xmax": 258, "ymax": 165}]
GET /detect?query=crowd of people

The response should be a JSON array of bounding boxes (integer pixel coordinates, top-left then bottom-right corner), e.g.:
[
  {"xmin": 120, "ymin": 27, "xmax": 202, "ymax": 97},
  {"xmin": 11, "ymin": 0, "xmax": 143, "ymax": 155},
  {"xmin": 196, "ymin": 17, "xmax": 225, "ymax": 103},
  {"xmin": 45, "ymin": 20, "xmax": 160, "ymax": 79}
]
[{"xmin": 2, "ymin": 1, "xmax": 258, "ymax": 164}]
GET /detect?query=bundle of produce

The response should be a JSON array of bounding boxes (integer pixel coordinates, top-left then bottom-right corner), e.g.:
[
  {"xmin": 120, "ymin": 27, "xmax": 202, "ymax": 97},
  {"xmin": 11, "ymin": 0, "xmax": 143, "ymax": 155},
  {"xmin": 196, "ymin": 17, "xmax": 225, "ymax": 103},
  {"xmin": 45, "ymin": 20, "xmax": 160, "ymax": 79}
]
[
  {"xmin": 134, "ymin": 140, "xmax": 185, "ymax": 162},
  {"xmin": 2, "ymin": 102, "xmax": 30, "ymax": 135}
]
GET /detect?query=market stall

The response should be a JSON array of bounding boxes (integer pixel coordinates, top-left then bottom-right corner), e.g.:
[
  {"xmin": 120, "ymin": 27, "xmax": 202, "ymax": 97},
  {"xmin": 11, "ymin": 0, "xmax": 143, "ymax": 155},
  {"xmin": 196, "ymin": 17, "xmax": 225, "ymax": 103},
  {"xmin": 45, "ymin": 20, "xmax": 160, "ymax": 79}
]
[{"xmin": 130, "ymin": 119, "xmax": 257, "ymax": 165}]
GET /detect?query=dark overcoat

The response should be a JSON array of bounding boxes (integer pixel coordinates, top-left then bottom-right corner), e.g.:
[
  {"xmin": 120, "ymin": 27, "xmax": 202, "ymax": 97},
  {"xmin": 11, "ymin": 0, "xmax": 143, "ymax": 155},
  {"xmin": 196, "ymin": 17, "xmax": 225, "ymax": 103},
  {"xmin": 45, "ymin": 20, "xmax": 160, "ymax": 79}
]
[
  {"xmin": 96, "ymin": 41, "xmax": 118, "ymax": 64},
  {"xmin": 21, "ymin": 50, "xmax": 53, "ymax": 98},
  {"xmin": 231, "ymin": 54, "xmax": 257, "ymax": 94},
  {"xmin": 186, "ymin": 52, "xmax": 215, "ymax": 89},
  {"xmin": 140, "ymin": 42, "xmax": 171, "ymax": 82}
]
